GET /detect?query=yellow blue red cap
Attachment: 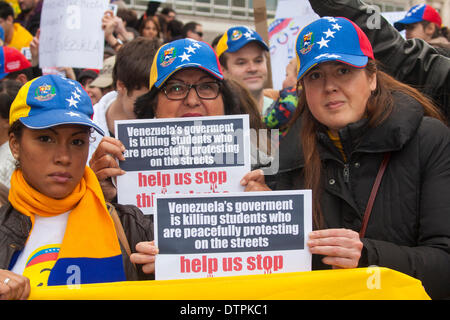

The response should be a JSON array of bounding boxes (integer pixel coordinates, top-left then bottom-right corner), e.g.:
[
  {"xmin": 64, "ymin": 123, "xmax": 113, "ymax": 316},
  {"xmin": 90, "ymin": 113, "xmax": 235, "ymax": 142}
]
[
  {"xmin": 394, "ymin": 4, "xmax": 442, "ymax": 31},
  {"xmin": 296, "ymin": 17, "xmax": 374, "ymax": 80},
  {"xmin": 149, "ymin": 38, "xmax": 223, "ymax": 89},
  {"xmin": 9, "ymin": 74, "xmax": 104, "ymax": 135},
  {"xmin": 216, "ymin": 26, "xmax": 269, "ymax": 58}
]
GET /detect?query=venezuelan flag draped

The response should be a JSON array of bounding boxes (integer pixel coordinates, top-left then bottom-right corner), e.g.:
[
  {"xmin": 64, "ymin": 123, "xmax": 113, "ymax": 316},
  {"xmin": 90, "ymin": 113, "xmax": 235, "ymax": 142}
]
[
  {"xmin": 9, "ymin": 167, "xmax": 126, "ymax": 286},
  {"xmin": 29, "ymin": 268, "xmax": 430, "ymax": 300}
]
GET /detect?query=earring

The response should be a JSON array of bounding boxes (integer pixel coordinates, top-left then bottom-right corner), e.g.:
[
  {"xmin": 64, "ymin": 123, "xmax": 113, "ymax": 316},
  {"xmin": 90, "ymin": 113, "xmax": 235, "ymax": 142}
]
[{"xmin": 13, "ymin": 155, "xmax": 20, "ymax": 169}]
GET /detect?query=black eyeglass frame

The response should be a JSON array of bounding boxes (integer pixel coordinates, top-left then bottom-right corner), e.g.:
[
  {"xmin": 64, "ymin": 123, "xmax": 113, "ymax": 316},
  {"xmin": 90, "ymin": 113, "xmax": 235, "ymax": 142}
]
[{"xmin": 161, "ymin": 81, "xmax": 222, "ymax": 100}]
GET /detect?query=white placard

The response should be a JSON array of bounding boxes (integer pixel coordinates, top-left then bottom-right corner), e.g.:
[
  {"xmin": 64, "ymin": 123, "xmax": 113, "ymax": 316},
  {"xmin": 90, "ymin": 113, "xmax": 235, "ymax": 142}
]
[
  {"xmin": 39, "ymin": 0, "xmax": 108, "ymax": 69},
  {"xmin": 154, "ymin": 190, "xmax": 312, "ymax": 280},
  {"xmin": 115, "ymin": 115, "xmax": 251, "ymax": 215}
]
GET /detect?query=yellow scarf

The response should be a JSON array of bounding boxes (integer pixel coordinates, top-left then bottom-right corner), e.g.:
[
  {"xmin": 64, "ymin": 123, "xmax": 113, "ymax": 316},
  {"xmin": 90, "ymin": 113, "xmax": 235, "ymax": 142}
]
[
  {"xmin": 8, "ymin": 167, "xmax": 126, "ymax": 285},
  {"xmin": 327, "ymin": 130, "xmax": 347, "ymax": 162}
]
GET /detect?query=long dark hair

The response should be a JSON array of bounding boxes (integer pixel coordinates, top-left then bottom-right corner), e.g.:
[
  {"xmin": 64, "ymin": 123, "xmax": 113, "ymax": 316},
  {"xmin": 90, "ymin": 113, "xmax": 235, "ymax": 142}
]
[{"xmin": 290, "ymin": 59, "xmax": 445, "ymax": 229}]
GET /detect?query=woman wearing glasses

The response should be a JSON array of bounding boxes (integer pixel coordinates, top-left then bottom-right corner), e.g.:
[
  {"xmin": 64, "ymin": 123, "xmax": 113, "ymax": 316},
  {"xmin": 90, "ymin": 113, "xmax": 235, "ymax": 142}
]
[
  {"xmin": 90, "ymin": 38, "xmax": 263, "ymax": 201},
  {"xmin": 89, "ymin": 39, "xmax": 265, "ymax": 274}
]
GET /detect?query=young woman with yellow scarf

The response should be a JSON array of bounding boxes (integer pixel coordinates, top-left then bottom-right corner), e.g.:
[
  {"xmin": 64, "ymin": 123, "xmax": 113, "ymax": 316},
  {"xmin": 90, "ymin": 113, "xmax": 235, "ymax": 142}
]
[{"xmin": 0, "ymin": 75, "xmax": 154, "ymax": 300}]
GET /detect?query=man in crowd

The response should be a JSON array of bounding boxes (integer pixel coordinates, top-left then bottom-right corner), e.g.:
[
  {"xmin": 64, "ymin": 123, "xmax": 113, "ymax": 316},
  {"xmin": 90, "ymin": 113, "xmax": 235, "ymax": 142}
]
[
  {"xmin": 16, "ymin": 0, "xmax": 42, "ymax": 36},
  {"xmin": 216, "ymin": 26, "xmax": 273, "ymax": 116},
  {"xmin": 88, "ymin": 38, "xmax": 159, "ymax": 164},
  {"xmin": 0, "ymin": 1, "xmax": 33, "ymax": 51},
  {"xmin": 182, "ymin": 22, "xmax": 203, "ymax": 41}
]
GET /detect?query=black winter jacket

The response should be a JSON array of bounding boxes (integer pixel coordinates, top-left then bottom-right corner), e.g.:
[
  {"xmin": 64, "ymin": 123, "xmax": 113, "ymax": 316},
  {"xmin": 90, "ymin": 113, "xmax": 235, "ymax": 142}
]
[
  {"xmin": 0, "ymin": 202, "xmax": 154, "ymax": 282},
  {"xmin": 308, "ymin": 0, "xmax": 450, "ymax": 122},
  {"xmin": 274, "ymin": 92, "xmax": 450, "ymax": 299}
]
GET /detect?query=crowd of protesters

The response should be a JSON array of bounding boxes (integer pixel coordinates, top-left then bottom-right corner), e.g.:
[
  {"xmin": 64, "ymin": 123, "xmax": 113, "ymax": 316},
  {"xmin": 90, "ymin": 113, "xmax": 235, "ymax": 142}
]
[{"xmin": 0, "ymin": 0, "xmax": 449, "ymax": 300}]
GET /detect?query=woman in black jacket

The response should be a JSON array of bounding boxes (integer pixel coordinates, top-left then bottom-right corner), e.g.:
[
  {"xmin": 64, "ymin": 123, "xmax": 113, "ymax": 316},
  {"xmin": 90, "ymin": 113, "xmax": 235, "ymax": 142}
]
[
  {"xmin": 307, "ymin": 0, "xmax": 450, "ymax": 123},
  {"xmin": 242, "ymin": 17, "xmax": 450, "ymax": 299}
]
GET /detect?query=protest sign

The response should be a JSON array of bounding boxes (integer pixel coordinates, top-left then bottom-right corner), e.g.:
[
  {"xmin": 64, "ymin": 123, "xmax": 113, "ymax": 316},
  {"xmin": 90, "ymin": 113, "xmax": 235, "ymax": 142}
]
[
  {"xmin": 269, "ymin": 0, "xmax": 319, "ymax": 90},
  {"xmin": 115, "ymin": 115, "xmax": 251, "ymax": 214},
  {"xmin": 154, "ymin": 190, "xmax": 312, "ymax": 280},
  {"xmin": 39, "ymin": 0, "xmax": 108, "ymax": 69}
]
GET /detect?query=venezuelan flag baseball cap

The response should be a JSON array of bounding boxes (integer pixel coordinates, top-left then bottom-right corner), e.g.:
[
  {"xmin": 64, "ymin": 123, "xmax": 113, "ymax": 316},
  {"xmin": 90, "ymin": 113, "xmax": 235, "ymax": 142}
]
[
  {"xmin": 9, "ymin": 74, "xmax": 104, "ymax": 135},
  {"xmin": 149, "ymin": 38, "xmax": 223, "ymax": 89},
  {"xmin": 296, "ymin": 17, "xmax": 374, "ymax": 80},
  {"xmin": 394, "ymin": 4, "xmax": 442, "ymax": 31},
  {"xmin": 0, "ymin": 46, "xmax": 32, "ymax": 80},
  {"xmin": 216, "ymin": 26, "xmax": 269, "ymax": 58}
]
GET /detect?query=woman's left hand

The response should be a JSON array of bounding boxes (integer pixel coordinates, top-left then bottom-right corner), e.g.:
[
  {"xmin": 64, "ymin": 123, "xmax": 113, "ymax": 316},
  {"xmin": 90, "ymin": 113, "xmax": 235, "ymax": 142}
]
[
  {"xmin": 307, "ymin": 228, "xmax": 363, "ymax": 269},
  {"xmin": 130, "ymin": 241, "xmax": 159, "ymax": 274}
]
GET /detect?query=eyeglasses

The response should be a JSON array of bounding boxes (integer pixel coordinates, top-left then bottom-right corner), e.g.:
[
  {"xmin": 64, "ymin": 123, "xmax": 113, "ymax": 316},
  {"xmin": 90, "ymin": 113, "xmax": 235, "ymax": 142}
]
[{"xmin": 162, "ymin": 81, "xmax": 221, "ymax": 100}]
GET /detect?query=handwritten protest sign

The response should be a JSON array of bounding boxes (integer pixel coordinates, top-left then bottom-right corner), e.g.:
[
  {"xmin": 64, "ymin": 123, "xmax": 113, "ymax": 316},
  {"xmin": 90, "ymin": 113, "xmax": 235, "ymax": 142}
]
[
  {"xmin": 154, "ymin": 191, "xmax": 312, "ymax": 280},
  {"xmin": 39, "ymin": 0, "xmax": 108, "ymax": 69},
  {"xmin": 115, "ymin": 115, "xmax": 251, "ymax": 214}
]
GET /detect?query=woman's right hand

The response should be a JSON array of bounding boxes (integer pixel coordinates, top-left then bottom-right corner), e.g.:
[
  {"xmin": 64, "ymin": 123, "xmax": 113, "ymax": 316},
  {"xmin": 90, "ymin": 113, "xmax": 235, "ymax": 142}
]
[
  {"xmin": 0, "ymin": 270, "xmax": 30, "ymax": 300},
  {"xmin": 89, "ymin": 136, "xmax": 126, "ymax": 201},
  {"xmin": 240, "ymin": 169, "xmax": 272, "ymax": 191}
]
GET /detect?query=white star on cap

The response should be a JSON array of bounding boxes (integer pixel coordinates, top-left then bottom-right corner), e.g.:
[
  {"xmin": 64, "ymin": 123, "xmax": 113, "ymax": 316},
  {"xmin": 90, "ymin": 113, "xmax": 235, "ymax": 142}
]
[
  {"xmin": 328, "ymin": 54, "xmax": 341, "ymax": 58},
  {"xmin": 180, "ymin": 51, "xmax": 191, "ymax": 62},
  {"xmin": 315, "ymin": 53, "xmax": 342, "ymax": 59},
  {"xmin": 317, "ymin": 37, "xmax": 330, "ymax": 49},
  {"xmin": 314, "ymin": 53, "xmax": 342, "ymax": 59},
  {"xmin": 324, "ymin": 17, "xmax": 337, "ymax": 23},
  {"xmin": 323, "ymin": 29, "xmax": 335, "ymax": 38},
  {"xmin": 65, "ymin": 111, "xmax": 81, "ymax": 117},
  {"xmin": 192, "ymin": 42, "xmax": 201, "ymax": 48},
  {"xmin": 75, "ymin": 86, "xmax": 82, "ymax": 94},
  {"xmin": 315, "ymin": 53, "xmax": 329, "ymax": 59},
  {"xmin": 66, "ymin": 96, "xmax": 79, "ymax": 108},
  {"xmin": 185, "ymin": 45, "xmax": 196, "ymax": 54},
  {"xmin": 332, "ymin": 23, "xmax": 342, "ymax": 31},
  {"xmin": 244, "ymin": 31, "xmax": 253, "ymax": 38},
  {"xmin": 72, "ymin": 90, "xmax": 81, "ymax": 100}
]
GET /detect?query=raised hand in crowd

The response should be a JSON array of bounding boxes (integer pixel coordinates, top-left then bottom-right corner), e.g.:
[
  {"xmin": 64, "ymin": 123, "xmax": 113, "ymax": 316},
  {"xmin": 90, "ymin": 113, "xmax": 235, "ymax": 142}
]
[
  {"xmin": 102, "ymin": 10, "xmax": 135, "ymax": 52},
  {"xmin": 29, "ymin": 28, "xmax": 39, "ymax": 67}
]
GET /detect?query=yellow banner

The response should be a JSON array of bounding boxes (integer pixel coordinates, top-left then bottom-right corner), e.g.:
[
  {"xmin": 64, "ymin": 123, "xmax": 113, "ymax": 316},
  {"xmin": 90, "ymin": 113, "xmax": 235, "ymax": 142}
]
[{"xmin": 29, "ymin": 267, "xmax": 430, "ymax": 300}]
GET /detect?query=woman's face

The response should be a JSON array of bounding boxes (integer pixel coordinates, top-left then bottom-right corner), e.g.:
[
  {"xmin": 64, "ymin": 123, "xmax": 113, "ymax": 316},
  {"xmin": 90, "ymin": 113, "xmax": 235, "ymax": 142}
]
[
  {"xmin": 9, "ymin": 124, "xmax": 90, "ymax": 199},
  {"xmin": 86, "ymin": 79, "xmax": 103, "ymax": 105},
  {"xmin": 142, "ymin": 19, "xmax": 158, "ymax": 40},
  {"xmin": 404, "ymin": 22, "xmax": 432, "ymax": 41},
  {"xmin": 302, "ymin": 61, "xmax": 376, "ymax": 135},
  {"xmin": 155, "ymin": 69, "xmax": 225, "ymax": 118}
]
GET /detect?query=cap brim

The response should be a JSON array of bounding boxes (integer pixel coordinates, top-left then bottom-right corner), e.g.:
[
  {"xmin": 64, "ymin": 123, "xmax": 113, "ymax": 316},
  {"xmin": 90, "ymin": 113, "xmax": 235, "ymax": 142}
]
[
  {"xmin": 226, "ymin": 39, "xmax": 269, "ymax": 53},
  {"xmin": 155, "ymin": 63, "xmax": 224, "ymax": 88},
  {"xmin": 297, "ymin": 53, "xmax": 368, "ymax": 80},
  {"xmin": 19, "ymin": 109, "xmax": 105, "ymax": 136},
  {"xmin": 394, "ymin": 17, "xmax": 422, "ymax": 31}
]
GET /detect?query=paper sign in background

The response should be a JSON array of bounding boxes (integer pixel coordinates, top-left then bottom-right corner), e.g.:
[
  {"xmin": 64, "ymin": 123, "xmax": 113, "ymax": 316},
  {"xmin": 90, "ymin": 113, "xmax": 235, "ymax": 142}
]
[
  {"xmin": 115, "ymin": 116, "xmax": 251, "ymax": 214},
  {"xmin": 39, "ymin": 0, "xmax": 108, "ymax": 69}
]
